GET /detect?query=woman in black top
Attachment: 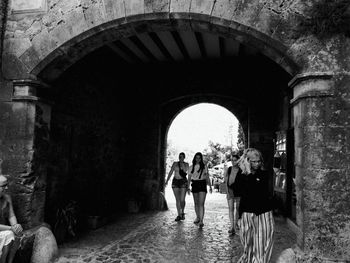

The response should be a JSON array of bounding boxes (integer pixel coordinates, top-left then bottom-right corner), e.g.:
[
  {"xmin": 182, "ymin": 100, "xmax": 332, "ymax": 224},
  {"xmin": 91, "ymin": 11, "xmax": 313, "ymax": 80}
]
[
  {"xmin": 165, "ymin": 152, "xmax": 189, "ymax": 221},
  {"xmin": 236, "ymin": 148, "xmax": 274, "ymax": 263}
]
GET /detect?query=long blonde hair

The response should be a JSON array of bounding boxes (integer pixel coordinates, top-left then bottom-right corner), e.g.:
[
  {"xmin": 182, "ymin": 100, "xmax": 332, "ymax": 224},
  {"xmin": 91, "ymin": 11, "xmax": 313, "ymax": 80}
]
[{"xmin": 238, "ymin": 148, "xmax": 264, "ymax": 174}]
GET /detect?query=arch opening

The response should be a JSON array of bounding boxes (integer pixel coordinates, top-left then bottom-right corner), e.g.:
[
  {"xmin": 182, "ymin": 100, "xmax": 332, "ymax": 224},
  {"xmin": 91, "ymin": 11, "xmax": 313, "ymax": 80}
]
[
  {"xmin": 39, "ymin": 27, "xmax": 295, "ymax": 244},
  {"xmin": 164, "ymin": 103, "xmax": 243, "ymax": 204}
]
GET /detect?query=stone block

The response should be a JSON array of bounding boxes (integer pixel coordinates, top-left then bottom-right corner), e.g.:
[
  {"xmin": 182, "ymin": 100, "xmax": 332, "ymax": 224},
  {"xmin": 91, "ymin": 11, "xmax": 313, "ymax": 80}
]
[
  {"xmin": 211, "ymin": 0, "xmax": 238, "ymax": 21},
  {"xmin": 18, "ymin": 45, "xmax": 41, "ymax": 74},
  {"xmin": 103, "ymin": 0, "xmax": 125, "ymax": 21},
  {"xmin": 2, "ymin": 53, "xmax": 32, "ymax": 79},
  {"xmin": 189, "ymin": 0, "xmax": 215, "ymax": 16},
  {"xmin": 145, "ymin": 0, "xmax": 170, "ymax": 14},
  {"xmin": 169, "ymin": 0, "xmax": 191, "ymax": 15},
  {"xmin": 124, "ymin": 0, "xmax": 145, "ymax": 17},
  {"xmin": 63, "ymin": 7, "xmax": 88, "ymax": 41},
  {"xmin": 4, "ymin": 38, "xmax": 31, "ymax": 57},
  {"xmin": 82, "ymin": 0, "xmax": 107, "ymax": 28},
  {"xmin": 31, "ymin": 28, "xmax": 58, "ymax": 60},
  {"xmin": 251, "ymin": 5, "xmax": 282, "ymax": 38},
  {"xmin": 11, "ymin": 0, "xmax": 47, "ymax": 13},
  {"xmin": 230, "ymin": 0, "xmax": 264, "ymax": 30}
]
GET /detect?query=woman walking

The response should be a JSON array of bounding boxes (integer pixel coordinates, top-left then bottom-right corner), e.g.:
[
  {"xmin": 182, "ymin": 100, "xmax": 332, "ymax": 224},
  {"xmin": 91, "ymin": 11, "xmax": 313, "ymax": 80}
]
[
  {"xmin": 165, "ymin": 152, "xmax": 189, "ymax": 221},
  {"xmin": 188, "ymin": 152, "xmax": 212, "ymax": 228},
  {"xmin": 223, "ymin": 153, "xmax": 242, "ymax": 235},
  {"xmin": 236, "ymin": 148, "xmax": 274, "ymax": 263}
]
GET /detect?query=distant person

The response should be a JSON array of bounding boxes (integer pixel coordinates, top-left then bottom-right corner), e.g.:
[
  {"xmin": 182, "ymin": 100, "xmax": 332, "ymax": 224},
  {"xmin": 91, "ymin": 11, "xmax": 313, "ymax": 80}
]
[
  {"xmin": 236, "ymin": 148, "xmax": 274, "ymax": 263},
  {"xmin": 165, "ymin": 152, "xmax": 189, "ymax": 221},
  {"xmin": 188, "ymin": 152, "xmax": 212, "ymax": 228},
  {"xmin": 223, "ymin": 153, "xmax": 241, "ymax": 235},
  {"xmin": 0, "ymin": 175, "xmax": 23, "ymax": 263}
]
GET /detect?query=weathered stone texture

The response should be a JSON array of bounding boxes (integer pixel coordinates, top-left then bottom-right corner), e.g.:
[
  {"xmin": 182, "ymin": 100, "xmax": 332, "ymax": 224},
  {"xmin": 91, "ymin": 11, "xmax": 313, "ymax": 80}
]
[
  {"xmin": 103, "ymin": 0, "xmax": 125, "ymax": 21},
  {"xmin": 2, "ymin": 0, "xmax": 325, "ymax": 79},
  {"xmin": 0, "ymin": 101, "xmax": 50, "ymax": 229},
  {"xmin": 293, "ymin": 76, "xmax": 350, "ymax": 260}
]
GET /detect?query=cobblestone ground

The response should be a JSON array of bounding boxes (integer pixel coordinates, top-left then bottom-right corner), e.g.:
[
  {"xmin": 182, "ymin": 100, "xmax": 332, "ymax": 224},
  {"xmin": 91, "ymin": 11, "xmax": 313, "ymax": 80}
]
[{"xmin": 55, "ymin": 189, "xmax": 296, "ymax": 263}]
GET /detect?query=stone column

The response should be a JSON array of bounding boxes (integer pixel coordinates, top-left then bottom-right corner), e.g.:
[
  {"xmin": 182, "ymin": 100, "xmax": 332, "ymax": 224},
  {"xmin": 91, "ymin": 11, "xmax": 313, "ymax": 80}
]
[
  {"xmin": 0, "ymin": 79, "xmax": 51, "ymax": 229},
  {"xmin": 290, "ymin": 72, "xmax": 350, "ymax": 261}
]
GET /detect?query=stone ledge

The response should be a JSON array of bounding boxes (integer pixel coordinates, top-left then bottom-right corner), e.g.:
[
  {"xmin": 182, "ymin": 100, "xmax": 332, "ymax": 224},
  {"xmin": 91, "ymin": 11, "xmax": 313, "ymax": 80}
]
[{"xmin": 288, "ymin": 72, "xmax": 334, "ymax": 89}]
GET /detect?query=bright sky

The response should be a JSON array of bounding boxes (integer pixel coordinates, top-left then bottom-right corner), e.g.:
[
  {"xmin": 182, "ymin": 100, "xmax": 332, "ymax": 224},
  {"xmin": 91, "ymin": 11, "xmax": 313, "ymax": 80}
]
[{"xmin": 167, "ymin": 103, "xmax": 239, "ymax": 152}]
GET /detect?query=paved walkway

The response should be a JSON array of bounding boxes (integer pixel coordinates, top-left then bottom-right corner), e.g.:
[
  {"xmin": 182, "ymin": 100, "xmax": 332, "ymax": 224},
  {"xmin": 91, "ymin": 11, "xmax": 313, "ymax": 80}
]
[{"xmin": 55, "ymin": 188, "xmax": 296, "ymax": 263}]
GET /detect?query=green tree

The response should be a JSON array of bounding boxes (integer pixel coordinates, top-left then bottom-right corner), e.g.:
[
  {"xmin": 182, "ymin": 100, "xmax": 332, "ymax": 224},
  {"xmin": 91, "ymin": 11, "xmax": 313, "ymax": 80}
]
[
  {"xmin": 237, "ymin": 123, "xmax": 245, "ymax": 156},
  {"xmin": 203, "ymin": 141, "xmax": 233, "ymax": 167}
]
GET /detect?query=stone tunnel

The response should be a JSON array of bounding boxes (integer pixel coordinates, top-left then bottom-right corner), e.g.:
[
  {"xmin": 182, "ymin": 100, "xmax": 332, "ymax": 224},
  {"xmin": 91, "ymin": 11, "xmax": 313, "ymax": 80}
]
[{"xmin": 0, "ymin": 0, "xmax": 350, "ymax": 261}]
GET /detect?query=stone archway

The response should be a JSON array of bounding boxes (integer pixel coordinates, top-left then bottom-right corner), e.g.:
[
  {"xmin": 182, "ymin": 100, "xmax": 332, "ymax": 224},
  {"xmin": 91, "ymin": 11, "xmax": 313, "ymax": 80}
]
[
  {"xmin": 1, "ymin": 0, "xmax": 350, "ymax": 261},
  {"xmin": 159, "ymin": 94, "xmax": 248, "ymax": 188}
]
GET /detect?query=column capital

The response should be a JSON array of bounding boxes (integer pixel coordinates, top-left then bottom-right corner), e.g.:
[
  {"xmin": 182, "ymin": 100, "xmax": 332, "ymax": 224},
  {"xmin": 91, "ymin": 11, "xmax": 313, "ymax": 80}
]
[
  {"xmin": 288, "ymin": 72, "xmax": 334, "ymax": 105},
  {"xmin": 12, "ymin": 79, "xmax": 51, "ymax": 103}
]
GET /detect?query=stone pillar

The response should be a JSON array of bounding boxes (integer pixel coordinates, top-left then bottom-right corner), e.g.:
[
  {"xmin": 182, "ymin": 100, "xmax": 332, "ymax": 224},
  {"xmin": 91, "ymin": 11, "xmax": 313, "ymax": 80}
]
[
  {"xmin": 290, "ymin": 72, "xmax": 350, "ymax": 261},
  {"xmin": 0, "ymin": 79, "xmax": 51, "ymax": 229}
]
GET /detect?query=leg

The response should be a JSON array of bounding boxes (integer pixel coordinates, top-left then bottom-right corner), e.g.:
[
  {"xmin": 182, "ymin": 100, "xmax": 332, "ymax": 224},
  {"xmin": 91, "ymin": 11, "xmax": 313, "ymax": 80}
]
[
  {"xmin": 192, "ymin": 193, "xmax": 200, "ymax": 223},
  {"xmin": 233, "ymin": 198, "xmax": 240, "ymax": 231},
  {"xmin": 179, "ymin": 187, "xmax": 187, "ymax": 218},
  {"xmin": 252, "ymin": 211, "xmax": 275, "ymax": 263},
  {"xmin": 237, "ymin": 212, "xmax": 254, "ymax": 263},
  {"xmin": 0, "ymin": 243, "xmax": 11, "ymax": 263},
  {"xmin": 172, "ymin": 187, "xmax": 182, "ymax": 217},
  {"xmin": 7, "ymin": 238, "xmax": 20, "ymax": 263},
  {"xmin": 198, "ymin": 191, "xmax": 207, "ymax": 226},
  {"xmin": 227, "ymin": 197, "xmax": 234, "ymax": 231}
]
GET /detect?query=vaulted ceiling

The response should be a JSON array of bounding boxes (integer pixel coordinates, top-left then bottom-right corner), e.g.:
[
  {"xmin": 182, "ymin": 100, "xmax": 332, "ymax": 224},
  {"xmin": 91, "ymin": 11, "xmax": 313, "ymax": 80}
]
[{"xmin": 105, "ymin": 30, "xmax": 258, "ymax": 64}]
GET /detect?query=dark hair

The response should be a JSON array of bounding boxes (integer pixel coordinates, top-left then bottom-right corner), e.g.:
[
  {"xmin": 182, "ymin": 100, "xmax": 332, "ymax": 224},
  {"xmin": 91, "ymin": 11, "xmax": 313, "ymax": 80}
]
[
  {"xmin": 191, "ymin": 152, "xmax": 205, "ymax": 176},
  {"xmin": 231, "ymin": 154, "xmax": 240, "ymax": 160},
  {"xmin": 179, "ymin": 152, "xmax": 185, "ymax": 158}
]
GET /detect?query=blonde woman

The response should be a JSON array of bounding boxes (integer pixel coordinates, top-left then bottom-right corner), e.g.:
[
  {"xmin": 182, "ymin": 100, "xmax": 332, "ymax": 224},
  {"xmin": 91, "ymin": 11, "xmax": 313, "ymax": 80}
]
[{"xmin": 236, "ymin": 148, "xmax": 274, "ymax": 263}]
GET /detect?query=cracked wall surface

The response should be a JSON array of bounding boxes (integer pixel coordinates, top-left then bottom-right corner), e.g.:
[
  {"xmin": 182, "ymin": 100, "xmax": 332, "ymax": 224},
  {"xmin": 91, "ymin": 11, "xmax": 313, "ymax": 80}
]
[{"xmin": 4, "ymin": 0, "xmax": 349, "ymax": 81}]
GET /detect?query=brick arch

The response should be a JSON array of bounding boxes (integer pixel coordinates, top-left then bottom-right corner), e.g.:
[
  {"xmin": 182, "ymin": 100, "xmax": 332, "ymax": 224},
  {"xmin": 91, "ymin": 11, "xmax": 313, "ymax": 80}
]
[{"xmin": 4, "ymin": 0, "xmax": 304, "ymax": 81}]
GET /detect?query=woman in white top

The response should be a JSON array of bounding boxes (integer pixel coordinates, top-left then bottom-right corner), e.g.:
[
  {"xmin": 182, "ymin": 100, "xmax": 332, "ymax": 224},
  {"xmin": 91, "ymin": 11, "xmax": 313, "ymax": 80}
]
[
  {"xmin": 188, "ymin": 152, "xmax": 212, "ymax": 228},
  {"xmin": 165, "ymin": 152, "xmax": 189, "ymax": 221}
]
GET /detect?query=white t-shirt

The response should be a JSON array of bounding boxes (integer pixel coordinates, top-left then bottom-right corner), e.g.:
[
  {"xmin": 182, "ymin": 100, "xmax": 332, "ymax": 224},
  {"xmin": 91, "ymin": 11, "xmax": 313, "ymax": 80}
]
[{"xmin": 189, "ymin": 164, "xmax": 208, "ymax": 180}]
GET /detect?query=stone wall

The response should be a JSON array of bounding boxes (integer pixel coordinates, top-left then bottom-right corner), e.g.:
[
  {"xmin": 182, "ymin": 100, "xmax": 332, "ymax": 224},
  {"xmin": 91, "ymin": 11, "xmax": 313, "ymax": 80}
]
[
  {"xmin": 292, "ymin": 75, "xmax": 350, "ymax": 260},
  {"xmin": 0, "ymin": 0, "xmax": 8, "ymax": 75},
  {"xmin": 0, "ymin": 99, "xmax": 50, "ymax": 229}
]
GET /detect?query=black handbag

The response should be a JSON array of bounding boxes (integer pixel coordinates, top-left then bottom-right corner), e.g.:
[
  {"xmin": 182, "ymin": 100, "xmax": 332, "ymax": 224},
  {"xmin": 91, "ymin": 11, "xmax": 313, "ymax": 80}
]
[{"xmin": 178, "ymin": 162, "xmax": 187, "ymax": 178}]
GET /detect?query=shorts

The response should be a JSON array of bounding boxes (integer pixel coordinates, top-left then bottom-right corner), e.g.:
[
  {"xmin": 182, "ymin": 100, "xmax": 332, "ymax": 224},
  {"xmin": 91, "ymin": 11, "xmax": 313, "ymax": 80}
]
[
  {"xmin": 226, "ymin": 186, "xmax": 241, "ymax": 201},
  {"xmin": 191, "ymin": 180, "xmax": 207, "ymax": 193},
  {"xmin": 172, "ymin": 178, "xmax": 188, "ymax": 189}
]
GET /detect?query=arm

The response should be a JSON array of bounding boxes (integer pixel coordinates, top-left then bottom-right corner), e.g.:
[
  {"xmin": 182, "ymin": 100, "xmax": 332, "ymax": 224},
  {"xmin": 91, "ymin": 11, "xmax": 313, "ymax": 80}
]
[
  {"xmin": 7, "ymin": 195, "xmax": 23, "ymax": 235},
  {"xmin": 205, "ymin": 167, "xmax": 213, "ymax": 193},
  {"xmin": 165, "ymin": 163, "xmax": 175, "ymax": 186},
  {"xmin": 223, "ymin": 165, "xmax": 228, "ymax": 183},
  {"xmin": 187, "ymin": 167, "xmax": 192, "ymax": 194}
]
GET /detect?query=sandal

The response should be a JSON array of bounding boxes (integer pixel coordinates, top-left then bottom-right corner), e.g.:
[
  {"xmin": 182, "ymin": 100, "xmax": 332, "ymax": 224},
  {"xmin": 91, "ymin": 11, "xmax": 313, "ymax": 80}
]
[
  {"xmin": 181, "ymin": 213, "xmax": 185, "ymax": 220},
  {"xmin": 193, "ymin": 218, "xmax": 200, "ymax": 224},
  {"xmin": 175, "ymin": 216, "xmax": 181, "ymax": 221},
  {"xmin": 198, "ymin": 222, "xmax": 204, "ymax": 228}
]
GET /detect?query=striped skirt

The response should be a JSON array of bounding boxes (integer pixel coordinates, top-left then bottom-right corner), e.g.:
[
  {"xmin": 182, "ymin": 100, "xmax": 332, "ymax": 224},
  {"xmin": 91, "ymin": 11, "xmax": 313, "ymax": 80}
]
[{"xmin": 237, "ymin": 211, "xmax": 274, "ymax": 263}]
